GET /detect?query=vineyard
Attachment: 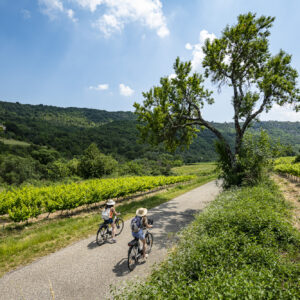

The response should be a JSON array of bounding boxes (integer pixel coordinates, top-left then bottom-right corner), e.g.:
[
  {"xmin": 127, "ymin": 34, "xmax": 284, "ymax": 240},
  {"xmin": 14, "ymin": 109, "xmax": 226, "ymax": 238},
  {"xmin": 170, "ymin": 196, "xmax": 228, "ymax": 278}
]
[
  {"xmin": 0, "ymin": 175, "xmax": 194, "ymax": 223},
  {"xmin": 273, "ymin": 157, "xmax": 300, "ymax": 178}
]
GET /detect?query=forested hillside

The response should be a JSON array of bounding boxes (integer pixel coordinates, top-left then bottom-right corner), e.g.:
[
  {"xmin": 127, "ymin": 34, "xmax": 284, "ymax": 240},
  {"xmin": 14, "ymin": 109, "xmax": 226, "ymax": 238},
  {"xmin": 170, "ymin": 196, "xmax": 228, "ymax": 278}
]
[{"xmin": 0, "ymin": 100, "xmax": 299, "ymax": 162}]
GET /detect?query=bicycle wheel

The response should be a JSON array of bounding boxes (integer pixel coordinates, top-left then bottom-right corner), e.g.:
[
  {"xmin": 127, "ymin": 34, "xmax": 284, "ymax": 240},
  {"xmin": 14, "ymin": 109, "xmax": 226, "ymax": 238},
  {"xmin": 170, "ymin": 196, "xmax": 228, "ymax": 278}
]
[
  {"xmin": 96, "ymin": 225, "xmax": 107, "ymax": 245},
  {"xmin": 145, "ymin": 232, "xmax": 153, "ymax": 253},
  {"xmin": 115, "ymin": 218, "xmax": 124, "ymax": 236},
  {"xmin": 128, "ymin": 245, "xmax": 139, "ymax": 271}
]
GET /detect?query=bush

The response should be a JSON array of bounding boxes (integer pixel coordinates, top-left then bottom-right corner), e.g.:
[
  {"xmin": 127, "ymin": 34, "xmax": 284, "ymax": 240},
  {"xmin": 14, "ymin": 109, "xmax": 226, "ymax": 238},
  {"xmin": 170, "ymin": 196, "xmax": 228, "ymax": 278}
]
[
  {"xmin": 217, "ymin": 130, "xmax": 280, "ymax": 188},
  {"xmin": 294, "ymin": 154, "xmax": 300, "ymax": 163},
  {"xmin": 78, "ymin": 143, "xmax": 118, "ymax": 178},
  {"xmin": 46, "ymin": 159, "xmax": 71, "ymax": 180},
  {"xmin": 0, "ymin": 155, "xmax": 42, "ymax": 185},
  {"xmin": 30, "ymin": 148, "xmax": 59, "ymax": 164}
]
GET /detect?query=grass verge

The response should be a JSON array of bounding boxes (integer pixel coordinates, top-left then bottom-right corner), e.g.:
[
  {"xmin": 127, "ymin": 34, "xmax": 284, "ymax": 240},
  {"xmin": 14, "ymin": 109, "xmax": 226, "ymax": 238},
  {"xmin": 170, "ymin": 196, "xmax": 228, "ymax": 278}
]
[
  {"xmin": 113, "ymin": 179, "xmax": 300, "ymax": 299},
  {"xmin": 0, "ymin": 173, "xmax": 216, "ymax": 278}
]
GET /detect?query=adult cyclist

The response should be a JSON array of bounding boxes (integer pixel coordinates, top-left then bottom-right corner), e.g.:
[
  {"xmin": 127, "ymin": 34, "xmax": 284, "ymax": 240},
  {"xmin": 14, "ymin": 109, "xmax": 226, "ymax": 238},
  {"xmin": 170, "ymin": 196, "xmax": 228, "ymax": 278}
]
[{"xmin": 131, "ymin": 207, "xmax": 152, "ymax": 260}]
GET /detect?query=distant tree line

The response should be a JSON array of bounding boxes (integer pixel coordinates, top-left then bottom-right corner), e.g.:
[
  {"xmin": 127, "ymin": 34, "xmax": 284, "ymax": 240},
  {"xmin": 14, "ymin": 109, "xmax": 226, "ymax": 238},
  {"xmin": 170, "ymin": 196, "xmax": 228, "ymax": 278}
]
[
  {"xmin": 1, "ymin": 100, "xmax": 299, "ymax": 163},
  {"xmin": 0, "ymin": 142, "xmax": 182, "ymax": 186}
]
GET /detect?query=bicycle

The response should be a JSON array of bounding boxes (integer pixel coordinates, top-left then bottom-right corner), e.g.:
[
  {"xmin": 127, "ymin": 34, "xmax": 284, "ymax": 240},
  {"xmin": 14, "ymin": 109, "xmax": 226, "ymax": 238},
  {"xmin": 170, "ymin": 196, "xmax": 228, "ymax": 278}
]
[
  {"xmin": 96, "ymin": 216, "xmax": 124, "ymax": 245},
  {"xmin": 127, "ymin": 219, "xmax": 153, "ymax": 271}
]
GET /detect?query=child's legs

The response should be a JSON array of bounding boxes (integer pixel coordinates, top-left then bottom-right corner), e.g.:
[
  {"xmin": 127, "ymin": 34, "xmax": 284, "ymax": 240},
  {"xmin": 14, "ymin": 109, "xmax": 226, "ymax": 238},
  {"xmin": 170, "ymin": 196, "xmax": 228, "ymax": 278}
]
[{"xmin": 141, "ymin": 238, "xmax": 146, "ymax": 257}]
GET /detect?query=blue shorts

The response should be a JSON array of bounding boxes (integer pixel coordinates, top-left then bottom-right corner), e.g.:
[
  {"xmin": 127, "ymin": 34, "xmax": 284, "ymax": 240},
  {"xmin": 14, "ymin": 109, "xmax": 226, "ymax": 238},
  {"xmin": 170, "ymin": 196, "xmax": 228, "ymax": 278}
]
[
  {"xmin": 105, "ymin": 218, "xmax": 113, "ymax": 224},
  {"xmin": 132, "ymin": 229, "xmax": 145, "ymax": 240}
]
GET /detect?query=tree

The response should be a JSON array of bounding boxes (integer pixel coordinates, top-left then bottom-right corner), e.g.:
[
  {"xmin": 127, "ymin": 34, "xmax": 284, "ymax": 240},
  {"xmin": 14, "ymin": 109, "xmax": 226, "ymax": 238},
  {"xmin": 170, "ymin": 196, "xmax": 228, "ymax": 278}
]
[
  {"xmin": 134, "ymin": 13, "xmax": 300, "ymax": 187},
  {"xmin": 78, "ymin": 143, "xmax": 118, "ymax": 178}
]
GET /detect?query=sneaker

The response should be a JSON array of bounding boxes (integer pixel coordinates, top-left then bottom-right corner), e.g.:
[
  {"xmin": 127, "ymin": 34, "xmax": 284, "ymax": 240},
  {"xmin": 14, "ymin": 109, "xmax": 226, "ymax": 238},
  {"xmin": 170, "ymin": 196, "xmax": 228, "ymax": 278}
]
[
  {"xmin": 143, "ymin": 254, "xmax": 148, "ymax": 260},
  {"xmin": 111, "ymin": 239, "xmax": 117, "ymax": 243}
]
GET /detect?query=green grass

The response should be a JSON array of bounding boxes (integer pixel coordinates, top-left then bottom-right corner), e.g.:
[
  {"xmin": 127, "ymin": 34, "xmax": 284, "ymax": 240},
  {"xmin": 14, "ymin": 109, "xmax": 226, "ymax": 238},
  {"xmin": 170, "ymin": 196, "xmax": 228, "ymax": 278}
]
[
  {"xmin": 0, "ymin": 138, "xmax": 30, "ymax": 146},
  {"xmin": 0, "ymin": 164, "xmax": 216, "ymax": 277},
  {"xmin": 114, "ymin": 179, "xmax": 300, "ymax": 299},
  {"xmin": 172, "ymin": 162, "xmax": 216, "ymax": 176}
]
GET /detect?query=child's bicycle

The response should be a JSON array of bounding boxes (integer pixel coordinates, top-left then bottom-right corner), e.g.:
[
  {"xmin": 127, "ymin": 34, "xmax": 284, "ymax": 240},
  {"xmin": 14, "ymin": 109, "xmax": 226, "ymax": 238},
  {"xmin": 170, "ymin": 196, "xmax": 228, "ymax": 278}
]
[
  {"xmin": 96, "ymin": 216, "xmax": 124, "ymax": 245},
  {"xmin": 127, "ymin": 219, "xmax": 153, "ymax": 271}
]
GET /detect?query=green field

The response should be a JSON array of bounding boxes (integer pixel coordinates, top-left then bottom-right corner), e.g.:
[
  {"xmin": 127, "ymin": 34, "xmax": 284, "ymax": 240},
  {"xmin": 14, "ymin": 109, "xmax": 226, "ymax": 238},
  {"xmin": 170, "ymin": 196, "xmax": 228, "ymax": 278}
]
[
  {"xmin": 0, "ymin": 163, "xmax": 216, "ymax": 278},
  {"xmin": 0, "ymin": 175, "xmax": 194, "ymax": 222},
  {"xmin": 0, "ymin": 138, "xmax": 30, "ymax": 146},
  {"xmin": 172, "ymin": 162, "xmax": 216, "ymax": 176}
]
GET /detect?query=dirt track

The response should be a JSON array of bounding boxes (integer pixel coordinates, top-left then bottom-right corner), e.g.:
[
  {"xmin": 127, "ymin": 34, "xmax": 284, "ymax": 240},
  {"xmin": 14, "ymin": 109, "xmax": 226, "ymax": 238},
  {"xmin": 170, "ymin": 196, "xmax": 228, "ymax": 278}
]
[{"xmin": 0, "ymin": 180, "xmax": 221, "ymax": 300}]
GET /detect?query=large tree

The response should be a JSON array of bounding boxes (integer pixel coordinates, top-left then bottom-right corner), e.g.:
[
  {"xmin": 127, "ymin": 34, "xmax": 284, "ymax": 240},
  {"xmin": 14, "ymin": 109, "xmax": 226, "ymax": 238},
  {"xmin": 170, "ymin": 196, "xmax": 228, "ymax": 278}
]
[{"xmin": 134, "ymin": 13, "xmax": 300, "ymax": 186}]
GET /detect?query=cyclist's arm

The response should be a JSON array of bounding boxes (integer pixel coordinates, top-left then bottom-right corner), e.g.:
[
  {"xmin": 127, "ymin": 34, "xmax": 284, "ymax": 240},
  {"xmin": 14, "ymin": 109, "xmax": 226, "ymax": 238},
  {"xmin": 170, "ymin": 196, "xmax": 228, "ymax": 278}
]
[
  {"xmin": 112, "ymin": 207, "xmax": 120, "ymax": 216},
  {"xmin": 143, "ymin": 217, "xmax": 152, "ymax": 229}
]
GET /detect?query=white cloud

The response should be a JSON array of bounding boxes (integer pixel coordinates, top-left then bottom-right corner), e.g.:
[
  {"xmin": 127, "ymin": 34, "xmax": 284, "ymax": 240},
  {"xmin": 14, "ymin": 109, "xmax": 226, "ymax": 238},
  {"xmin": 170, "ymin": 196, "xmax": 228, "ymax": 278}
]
[
  {"xmin": 89, "ymin": 83, "xmax": 109, "ymax": 90},
  {"xmin": 94, "ymin": 13, "xmax": 123, "ymax": 36},
  {"xmin": 119, "ymin": 83, "xmax": 134, "ymax": 96},
  {"xmin": 261, "ymin": 104, "xmax": 300, "ymax": 122},
  {"xmin": 185, "ymin": 43, "xmax": 193, "ymax": 50},
  {"xmin": 89, "ymin": 0, "xmax": 169, "ymax": 38},
  {"xmin": 73, "ymin": 0, "xmax": 103, "ymax": 12},
  {"xmin": 38, "ymin": 0, "xmax": 169, "ymax": 37},
  {"xmin": 67, "ymin": 9, "xmax": 77, "ymax": 22},
  {"xmin": 39, "ymin": 0, "xmax": 77, "ymax": 22},
  {"xmin": 38, "ymin": 0, "xmax": 64, "ymax": 19},
  {"xmin": 21, "ymin": 9, "xmax": 31, "ymax": 20},
  {"xmin": 186, "ymin": 30, "xmax": 216, "ymax": 71}
]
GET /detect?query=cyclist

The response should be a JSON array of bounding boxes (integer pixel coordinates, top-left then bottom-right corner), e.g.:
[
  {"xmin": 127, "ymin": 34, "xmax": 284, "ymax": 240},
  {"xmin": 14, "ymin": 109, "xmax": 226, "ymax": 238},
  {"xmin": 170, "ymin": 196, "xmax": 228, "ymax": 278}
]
[
  {"xmin": 102, "ymin": 199, "xmax": 120, "ymax": 243},
  {"xmin": 131, "ymin": 207, "xmax": 152, "ymax": 260}
]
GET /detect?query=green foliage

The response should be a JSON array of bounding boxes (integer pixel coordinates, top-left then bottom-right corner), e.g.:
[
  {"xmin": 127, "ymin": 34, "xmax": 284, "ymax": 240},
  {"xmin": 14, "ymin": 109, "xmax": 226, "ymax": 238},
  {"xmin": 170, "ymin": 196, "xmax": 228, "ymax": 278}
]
[
  {"xmin": 0, "ymin": 100, "xmax": 299, "ymax": 164},
  {"xmin": 78, "ymin": 143, "xmax": 118, "ymax": 178},
  {"xmin": 203, "ymin": 12, "xmax": 300, "ymax": 113},
  {"xmin": 119, "ymin": 154, "xmax": 183, "ymax": 176},
  {"xmin": 134, "ymin": 12, "xmax": 300, "ymax": 188},
  {"xmin": 115, "ymin": 181, "xmax": 300, "ymax": 299},
  {"xmin": 0, "ymin": 155, "xmax": 42, "ymax": 185},
  {"xmin": 0, "ymin": 175, "xmax": 194, "ymax": 222},
  {"xmin": 46, "ymin": 159, "xmax": 72, "ymax": 180},
  {"xmin": 217, "ymin": 130, "xmax": 283, "ymax": 187},
  {"xmin": 134, "ymin": 58, "xmax": 213, "ymax": 152},
  {"xmin": 31, "ymin": 148, "xmax": 59, "ymax": 164},
  {"xmin": 294, "ymin": 154, "xmax": 300, "ymax": 163},
  {"xmin": 274, "ymin": 156, "xmax": 300, "ymax": 177}
]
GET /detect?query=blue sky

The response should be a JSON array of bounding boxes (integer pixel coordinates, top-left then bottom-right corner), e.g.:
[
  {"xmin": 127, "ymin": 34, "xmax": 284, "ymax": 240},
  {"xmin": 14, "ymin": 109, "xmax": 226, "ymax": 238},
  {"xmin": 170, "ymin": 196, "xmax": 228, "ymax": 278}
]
[{"xmin": 0, "ymin": 0, "xmax": 299, "ymax": 122}]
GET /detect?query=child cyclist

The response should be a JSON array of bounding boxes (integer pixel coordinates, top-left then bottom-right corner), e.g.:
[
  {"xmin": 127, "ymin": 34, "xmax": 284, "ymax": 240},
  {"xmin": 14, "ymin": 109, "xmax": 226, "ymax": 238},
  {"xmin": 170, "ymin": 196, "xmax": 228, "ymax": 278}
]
[
  {"xmin": 102, "ymin": 200, "xmax": 120, "ymax": 243},
  {"xmin": 131, "ymin": 208, "xmax": 152, "ymax": 260}
]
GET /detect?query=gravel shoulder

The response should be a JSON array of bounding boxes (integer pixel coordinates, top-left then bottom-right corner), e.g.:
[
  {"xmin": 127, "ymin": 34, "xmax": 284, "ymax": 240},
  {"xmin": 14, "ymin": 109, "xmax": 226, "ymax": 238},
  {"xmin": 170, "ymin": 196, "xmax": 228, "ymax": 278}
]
[{"xmin": 0, "ymin": 180, "xmax": 221, "ymax": 300}]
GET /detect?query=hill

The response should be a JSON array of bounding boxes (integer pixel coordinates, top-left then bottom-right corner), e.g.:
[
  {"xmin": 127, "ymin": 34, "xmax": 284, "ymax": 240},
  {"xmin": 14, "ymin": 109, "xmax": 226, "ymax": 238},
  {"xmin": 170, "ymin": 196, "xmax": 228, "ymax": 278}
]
[{"xmin": 0, "ymin": 100, "xmax": 299, "ymax": 162}]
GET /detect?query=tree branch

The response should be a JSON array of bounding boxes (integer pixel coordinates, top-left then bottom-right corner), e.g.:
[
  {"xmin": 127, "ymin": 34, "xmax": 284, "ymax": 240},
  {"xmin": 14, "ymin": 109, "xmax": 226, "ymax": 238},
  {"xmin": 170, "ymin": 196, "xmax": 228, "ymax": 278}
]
[{"xmin": 241, "ymin": 95, "xmax": 269, "ymax": 135}]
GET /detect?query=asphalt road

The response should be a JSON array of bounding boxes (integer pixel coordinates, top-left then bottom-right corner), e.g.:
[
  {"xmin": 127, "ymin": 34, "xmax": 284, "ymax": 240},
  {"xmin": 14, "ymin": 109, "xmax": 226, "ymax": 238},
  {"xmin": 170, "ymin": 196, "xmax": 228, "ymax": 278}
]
[{"xmin": 0, "ymin": 180, "xmax": 221, "ymax": 300}]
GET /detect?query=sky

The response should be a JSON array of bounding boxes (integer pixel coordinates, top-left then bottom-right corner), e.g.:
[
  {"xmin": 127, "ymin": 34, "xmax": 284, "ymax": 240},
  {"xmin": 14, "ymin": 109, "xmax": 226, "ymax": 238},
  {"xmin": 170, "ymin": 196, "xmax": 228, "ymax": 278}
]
[{"xmin": 0, "ymin": 0, "xmax": 299, "ymax": 122}]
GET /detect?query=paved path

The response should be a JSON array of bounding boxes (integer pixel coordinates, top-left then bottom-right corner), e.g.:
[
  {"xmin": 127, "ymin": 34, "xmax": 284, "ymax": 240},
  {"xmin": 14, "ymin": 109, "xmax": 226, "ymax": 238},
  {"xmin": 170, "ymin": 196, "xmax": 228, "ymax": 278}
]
[{"xmin": 0, "ymin": 180, "xmax": 221, "ymax": 300}]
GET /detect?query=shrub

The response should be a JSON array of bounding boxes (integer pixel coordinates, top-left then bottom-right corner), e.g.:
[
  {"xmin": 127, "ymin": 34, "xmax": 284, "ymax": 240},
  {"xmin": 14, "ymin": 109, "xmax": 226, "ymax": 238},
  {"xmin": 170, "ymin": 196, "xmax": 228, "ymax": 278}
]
[
  {"xmin": 0, "ymin": 155, "xmax": 42, "ymax": 185},
  {"xmin": 78, "ymin": 143, "xmax": 118, "ymax": 178},
  {"xmin": 294, "ymin": 154, "xmax": 300, "ymax": 163},
  {"xmin": 217, "ymin": 130, "xmax": 281, "ymax": 188}
]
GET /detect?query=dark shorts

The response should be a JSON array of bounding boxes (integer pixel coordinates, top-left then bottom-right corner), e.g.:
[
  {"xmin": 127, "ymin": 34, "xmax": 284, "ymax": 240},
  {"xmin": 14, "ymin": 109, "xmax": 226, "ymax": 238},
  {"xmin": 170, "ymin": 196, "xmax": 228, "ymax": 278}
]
[
  {"xmin": 105, "ymin": 218, "xmax": 113, "ymax": 224},
  {"xmin": 132, "ymin": 229, "xmax": 145, "ymax": 240}
]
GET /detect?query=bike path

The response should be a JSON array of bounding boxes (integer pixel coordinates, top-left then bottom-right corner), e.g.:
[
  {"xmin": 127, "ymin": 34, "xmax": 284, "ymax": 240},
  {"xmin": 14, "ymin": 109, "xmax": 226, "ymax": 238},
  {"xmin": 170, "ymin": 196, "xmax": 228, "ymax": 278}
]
[{"xmin": 0, "ymin": 180, "xmax": 221, "ymax": 300}]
